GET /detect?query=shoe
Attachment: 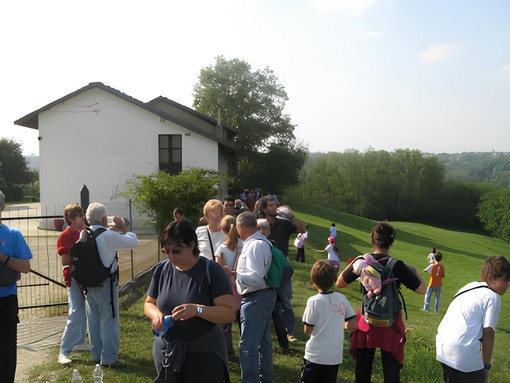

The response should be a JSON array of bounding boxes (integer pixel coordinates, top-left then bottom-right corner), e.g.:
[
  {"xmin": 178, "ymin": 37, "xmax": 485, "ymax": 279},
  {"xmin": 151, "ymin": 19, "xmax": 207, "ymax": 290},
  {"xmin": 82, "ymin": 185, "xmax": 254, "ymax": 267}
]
[
  {"xmin": 281, "ymin": 347, "xmax": 291, "ymax": 355},
  {"xmin": 287, "ymin": 335, "xmax": 298, "ymax": 342},
  {"xmin": 58, "ymin": 354, "xmax": 72, "ymax": 364},
  {"xmin": 101, "ymin": 361, "xmax": 124, "ymax": 369}
]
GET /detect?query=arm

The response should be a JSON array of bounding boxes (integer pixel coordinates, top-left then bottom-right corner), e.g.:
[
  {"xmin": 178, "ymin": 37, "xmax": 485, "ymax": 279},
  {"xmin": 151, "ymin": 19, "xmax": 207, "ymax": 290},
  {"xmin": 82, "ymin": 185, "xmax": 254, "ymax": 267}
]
[
  {"xmin": 0, "ymin": 253, "xmax": 30, "ymax": 273},
  {"xmin": 171, "ymin": 294, "xmax": 236, "ymax": 325},
  {"xmin": 336, "ymin": 272, "xmax": 350, "ymax": 288},
  {"xmin": 144, "ymin": 295, "xmax": 164, "ymax": 332},
  {"xmin": 303, "ymin": 323, "xmax": 314, "ymax": 336},
  {"xmin": 292, "ymin": 216, "xmax": 307, "ymax": 234},
  {"xmin": 345, "ymin": 316, "xmax": 357, "ymax": 331},
  {"xmin": 481, "ymin": 327, "xmax": 495, "ymax": 367}
]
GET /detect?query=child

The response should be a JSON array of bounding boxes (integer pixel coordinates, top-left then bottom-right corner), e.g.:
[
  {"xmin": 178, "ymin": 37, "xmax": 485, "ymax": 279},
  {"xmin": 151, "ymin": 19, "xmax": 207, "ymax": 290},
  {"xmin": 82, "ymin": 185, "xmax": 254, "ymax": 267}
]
[
  {"xmin": 423, "ymin": 251, "xmax": 445, "ymax": 313},
  {"xmin": 314, "ymin": 236, "xmax": 340, "ymax": 271},
  {"xmin": 436, "ymin": 256, "xmax": 510, "ymax": 382},
  {"xmin": 301, "ymin": 260, "xmax": 357, "ymax": 383}
]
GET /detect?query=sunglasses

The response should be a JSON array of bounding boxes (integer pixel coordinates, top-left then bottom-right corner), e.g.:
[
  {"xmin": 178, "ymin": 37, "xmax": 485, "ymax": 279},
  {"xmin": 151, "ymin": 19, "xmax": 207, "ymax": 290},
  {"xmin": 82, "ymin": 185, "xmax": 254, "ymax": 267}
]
[{"xmin": 162, "ymin": 246, "xmax": 185, "ymax": 255}]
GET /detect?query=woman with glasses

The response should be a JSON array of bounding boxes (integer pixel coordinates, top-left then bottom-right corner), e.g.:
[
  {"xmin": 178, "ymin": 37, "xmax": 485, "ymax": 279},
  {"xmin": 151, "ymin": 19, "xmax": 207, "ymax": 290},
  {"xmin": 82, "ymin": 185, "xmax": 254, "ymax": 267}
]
[{"xmin": 144, "ymin": 219, "xmax": 235, "ymax": 383}]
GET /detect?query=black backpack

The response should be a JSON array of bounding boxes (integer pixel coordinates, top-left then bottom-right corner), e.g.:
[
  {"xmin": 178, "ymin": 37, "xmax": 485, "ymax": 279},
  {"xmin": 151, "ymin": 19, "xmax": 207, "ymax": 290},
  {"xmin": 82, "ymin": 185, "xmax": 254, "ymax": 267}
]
[
  {"xmin": 361, "ymin": 256, "xmax": 406, "ymax": 327},
  {"xmin": 71, "ymin": 227, "xmax": 112, "ymax": 287}
]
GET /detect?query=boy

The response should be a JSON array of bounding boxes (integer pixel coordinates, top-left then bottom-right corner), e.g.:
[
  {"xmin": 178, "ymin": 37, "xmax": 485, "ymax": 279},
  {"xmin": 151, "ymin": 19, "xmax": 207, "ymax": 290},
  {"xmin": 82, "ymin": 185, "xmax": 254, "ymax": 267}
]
[
  {"xmin": 423, "ymin": 251, "xmax": 445, "ymax": 313},
  {"xmin": 436, "ymin": 256, "xmax": 510, "ymax": 383},
  {"xmin": 301, "ymin": 260, "xmax": 356, "ymax": 383}
]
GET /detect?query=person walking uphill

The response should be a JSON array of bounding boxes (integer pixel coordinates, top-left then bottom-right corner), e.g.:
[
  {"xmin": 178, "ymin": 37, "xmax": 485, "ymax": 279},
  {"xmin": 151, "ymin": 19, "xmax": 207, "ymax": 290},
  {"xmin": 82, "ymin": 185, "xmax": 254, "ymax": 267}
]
[
  {"xmin": 0, "ymin": 191, "xmax": 32, "ymax": 383},
  {"xmin": 436, "ymin": 256, "xmax": 510, "ymax": 383},
  {"xmin": 335, "ymin": 222, "xmax": 426, "ymax": 383},
  {"xmin": 83, "ymin": 202, "xmax": 138, "ymax": 367}
]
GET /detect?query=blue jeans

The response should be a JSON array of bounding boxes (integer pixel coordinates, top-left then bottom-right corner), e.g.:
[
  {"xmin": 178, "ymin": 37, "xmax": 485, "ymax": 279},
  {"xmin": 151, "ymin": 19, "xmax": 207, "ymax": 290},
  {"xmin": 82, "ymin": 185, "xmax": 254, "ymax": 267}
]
[
  {"xmin": 279, "ymin": 279, "xmax": 295, "ymax": 335},
  {"xmin": 85, "ymin": 278, "xmax": 119, "ymax": 364},
  {"xmin": 239, "ymin": 288, "xmax": 276, "ymax": 383},
  {"xmin": 424, "ymin": 286, "xmax": 442, "ymax": 312},
  {"xmin": 59, "ymin": 278, "xmax": 87, "ymax": 356}
]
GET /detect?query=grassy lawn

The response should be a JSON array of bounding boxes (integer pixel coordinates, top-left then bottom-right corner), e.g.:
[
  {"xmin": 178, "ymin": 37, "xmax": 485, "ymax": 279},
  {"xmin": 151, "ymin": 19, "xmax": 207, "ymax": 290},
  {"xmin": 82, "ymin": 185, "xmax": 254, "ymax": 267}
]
[{"xmin": 28, "ymin": 205, "xmax": 510, "ymax": 382}]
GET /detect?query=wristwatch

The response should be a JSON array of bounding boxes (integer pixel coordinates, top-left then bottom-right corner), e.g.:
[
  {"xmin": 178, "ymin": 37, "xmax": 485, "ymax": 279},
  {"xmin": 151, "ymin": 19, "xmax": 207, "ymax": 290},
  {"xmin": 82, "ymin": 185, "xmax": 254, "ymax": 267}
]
[
  {"xmin": 196, "ymin": 305, "xmax": 203, "ymax": 315},
  {"xmin": 484, "ymin": 363, "xmax": 491, "ymax": 370}
]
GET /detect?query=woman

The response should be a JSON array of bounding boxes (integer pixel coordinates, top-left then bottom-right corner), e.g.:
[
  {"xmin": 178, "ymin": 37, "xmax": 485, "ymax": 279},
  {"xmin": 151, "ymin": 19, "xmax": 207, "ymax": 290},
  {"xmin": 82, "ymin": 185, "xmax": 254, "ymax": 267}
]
[
  {"xmin": 196, "ymin": 199, "xmax": 226, "ymax": 260},
  {"xmin": 144, "ymin": 220, "xmax": 235, "ymax": 382},
  {"xmin": 335, "ymin": 222, "xmax": 426, "ymax": 383}
]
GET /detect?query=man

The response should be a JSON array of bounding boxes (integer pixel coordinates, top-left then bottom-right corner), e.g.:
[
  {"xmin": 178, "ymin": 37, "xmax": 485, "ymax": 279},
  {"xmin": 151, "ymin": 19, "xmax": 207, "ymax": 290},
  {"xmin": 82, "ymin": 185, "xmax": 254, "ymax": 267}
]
[
  {"xmin": 259, "ymin": 196, "xmax": 306, "ymax": 342},
  {"xmin": 84, "ymin": 202, "xmax": 138, "ymax": 367},
  {"xmin": 236, "ymin": 212, "xmax": 276, "ymax": 383},
  {"xmin": 0, "ymin": 191, "xmax": 32, "ymax": 382},
  {"xmin": 223, "ymin": 196, "xmax": 236, "ymax": 217},
  {"xmin": 436, "ymin": 256, "xmax": 510, "ymax": 383},
  {"xmin": 57, "ymin": 204, "xmax": 87, "ymax": 364}
]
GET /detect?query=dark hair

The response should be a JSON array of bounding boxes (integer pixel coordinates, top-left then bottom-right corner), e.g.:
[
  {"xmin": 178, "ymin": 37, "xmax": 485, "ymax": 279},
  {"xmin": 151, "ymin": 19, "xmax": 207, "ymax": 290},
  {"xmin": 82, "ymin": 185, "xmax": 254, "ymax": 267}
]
[
  {"xmin": 481, "ymin": 256, "xmax": 510, "ymax": 282},
  {"xmin": 371, "ymin": 222, "xmax": 396, "ymax": 249},
  {"xmin": 310, "ymin": 259, "xmax": 337, "ymax": 292},
  {"xmin": 161, "ymin": 220, "xmax": 200, "ymax": 256},
  {"xmin": 173, "ymin": 207, "xmax": 184, "ymax": 216},
  {"xmin": 434, "ymin": 252, "xmax": 443, "ymax": 262},
  {"xmin": 331, "ymin": 223, "xmax": 336, "ymax": 227}
]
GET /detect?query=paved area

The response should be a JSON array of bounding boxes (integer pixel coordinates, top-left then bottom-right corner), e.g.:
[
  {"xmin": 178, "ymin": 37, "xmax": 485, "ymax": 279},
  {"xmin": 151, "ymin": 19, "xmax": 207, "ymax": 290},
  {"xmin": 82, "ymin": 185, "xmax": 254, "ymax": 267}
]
[{"xmin": 16, "ymin": 315, "xmax": 68, "ymax": 383}]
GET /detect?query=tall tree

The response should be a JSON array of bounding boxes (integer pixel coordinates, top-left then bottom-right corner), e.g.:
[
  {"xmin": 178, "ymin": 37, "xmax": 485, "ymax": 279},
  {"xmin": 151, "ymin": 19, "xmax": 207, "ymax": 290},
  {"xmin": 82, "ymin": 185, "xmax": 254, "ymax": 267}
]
[
  {"xmin": 193, "ymin": 56, "xmax": 307, "ymax": 193},
  {"xmin": 0, "ymin": 138, "xmax": 34, "ymax": 200}
]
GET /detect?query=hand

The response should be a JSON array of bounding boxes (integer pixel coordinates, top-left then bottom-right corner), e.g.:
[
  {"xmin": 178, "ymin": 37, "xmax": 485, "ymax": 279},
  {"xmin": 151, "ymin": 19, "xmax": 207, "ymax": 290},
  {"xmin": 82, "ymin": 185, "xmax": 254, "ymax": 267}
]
[
  {"xmin": 172, "ymin": 303, "xmax": 198, "ymax": 321},
  {"xmin": 151, "ymin": 312, "xmax": 164, "ymax": 332},
  {"xmin": 63, "ymin": 266, "xmax": 72, "ymax": 288},
  {"xmin": 110, "ymin": 216, "xmax": 127, "ymax": 233}
]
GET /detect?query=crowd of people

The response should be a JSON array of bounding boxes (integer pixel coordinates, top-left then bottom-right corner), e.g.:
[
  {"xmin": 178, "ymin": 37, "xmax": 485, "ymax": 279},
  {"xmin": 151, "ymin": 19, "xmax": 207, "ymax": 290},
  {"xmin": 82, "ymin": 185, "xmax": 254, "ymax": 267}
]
[{"xmin": 1, "ymin": 188, "xmax": 509, "ymax": 383}]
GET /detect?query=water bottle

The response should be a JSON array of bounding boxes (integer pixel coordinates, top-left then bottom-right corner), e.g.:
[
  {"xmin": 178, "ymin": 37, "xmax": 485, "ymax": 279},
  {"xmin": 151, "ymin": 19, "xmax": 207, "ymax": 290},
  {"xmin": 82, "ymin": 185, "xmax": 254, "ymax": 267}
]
[
  {"xmin": 92, "ymin": 364, "xmax": 103, "ymax": 383},
  {"xmin": 71, "ymin": 369, "xmax": 83, "ymax": 383},
  {"xmin": 153, "ymin": 314, "xmax": 173, "ymax": 337}
]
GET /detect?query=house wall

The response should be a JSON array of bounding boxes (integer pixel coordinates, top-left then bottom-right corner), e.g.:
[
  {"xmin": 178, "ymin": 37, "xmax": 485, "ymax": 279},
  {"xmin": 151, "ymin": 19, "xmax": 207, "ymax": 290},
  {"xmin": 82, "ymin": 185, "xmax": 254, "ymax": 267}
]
[{"xmin": 37, "ymin": 88, "xmax": 219, "ymax": 230}]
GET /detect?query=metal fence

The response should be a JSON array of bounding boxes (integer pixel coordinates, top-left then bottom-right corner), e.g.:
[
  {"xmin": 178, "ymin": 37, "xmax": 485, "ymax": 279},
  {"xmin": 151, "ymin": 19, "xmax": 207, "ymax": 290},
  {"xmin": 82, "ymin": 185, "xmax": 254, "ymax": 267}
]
[{"xmin": 3, "ymin": 204, "xmax": 160, "ymax": 320}]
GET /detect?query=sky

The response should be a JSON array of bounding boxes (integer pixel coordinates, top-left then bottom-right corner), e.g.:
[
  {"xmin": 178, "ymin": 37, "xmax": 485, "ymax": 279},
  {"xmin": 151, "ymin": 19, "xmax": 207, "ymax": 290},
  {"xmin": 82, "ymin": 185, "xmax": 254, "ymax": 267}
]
[{"xmin": 2, "ymin": 0, "xmax": 509, "ymax": 156}]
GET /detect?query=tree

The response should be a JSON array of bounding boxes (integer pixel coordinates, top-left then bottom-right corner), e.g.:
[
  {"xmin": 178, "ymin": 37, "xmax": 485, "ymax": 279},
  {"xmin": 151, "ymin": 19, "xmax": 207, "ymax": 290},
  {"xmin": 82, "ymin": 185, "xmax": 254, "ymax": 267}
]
[
  {"xmin": 123, "ymin": 168, "xmax": 224, "ymax": 236},
  {"xmin": 477, "ymin": 186, "xmax": 510, "ymax": 242},
  {"xmin": 0, "ymin": 138, "xmax": 35, "ymax": 200},
  {"xmin": 193, "ymin": 56, "xmax": 308, "ymax": 192}
]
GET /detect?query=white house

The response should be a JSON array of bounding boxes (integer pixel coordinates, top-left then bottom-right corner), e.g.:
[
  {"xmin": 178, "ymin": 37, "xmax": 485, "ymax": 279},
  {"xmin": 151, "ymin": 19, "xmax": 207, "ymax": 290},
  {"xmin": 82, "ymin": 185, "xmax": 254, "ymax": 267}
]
[{"xmin": 15, "ymin": 82, "xmax": 236, "ymax": 230}]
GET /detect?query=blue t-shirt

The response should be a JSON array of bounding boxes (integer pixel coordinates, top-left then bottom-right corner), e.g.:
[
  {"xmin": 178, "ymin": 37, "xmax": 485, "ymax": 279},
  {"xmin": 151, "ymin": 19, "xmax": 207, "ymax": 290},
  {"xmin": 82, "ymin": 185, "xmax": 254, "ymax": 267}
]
[
  {"xmin": 147, "ymin": 256, "xmax": 232, "ymax": 342},
  {"xmin": 0, "ymin": 224, "xmax": 33, "ymax": 297}
]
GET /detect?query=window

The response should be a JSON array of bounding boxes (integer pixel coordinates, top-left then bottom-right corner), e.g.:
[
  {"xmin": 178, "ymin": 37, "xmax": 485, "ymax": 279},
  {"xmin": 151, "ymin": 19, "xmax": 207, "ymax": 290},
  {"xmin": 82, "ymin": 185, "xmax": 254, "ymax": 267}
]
[{"xmin": 159, "ymin": 135, "xmax": 182, "ymax": 174}]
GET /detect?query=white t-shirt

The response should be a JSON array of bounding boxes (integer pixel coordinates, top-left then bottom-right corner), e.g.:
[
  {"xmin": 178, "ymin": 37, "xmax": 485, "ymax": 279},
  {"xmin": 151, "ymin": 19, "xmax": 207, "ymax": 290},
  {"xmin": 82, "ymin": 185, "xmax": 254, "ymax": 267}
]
[
  {"xmin": 302, "ymin": 291, "xmax": 355, "ymax": 365},
  {"xmin": 196, "ymin": 226, "xmax": 226, "ymax": 260},
  {"xmin": 325, "ymin": 243, "xmax": 339, "ymax": 262},
  {"xmin": 214, "ymin": 239, "xmax": 244, "ymax": 270},
  {"xmin": 436, "ymin": 282, "xmax": 501, "ymax": 372}
]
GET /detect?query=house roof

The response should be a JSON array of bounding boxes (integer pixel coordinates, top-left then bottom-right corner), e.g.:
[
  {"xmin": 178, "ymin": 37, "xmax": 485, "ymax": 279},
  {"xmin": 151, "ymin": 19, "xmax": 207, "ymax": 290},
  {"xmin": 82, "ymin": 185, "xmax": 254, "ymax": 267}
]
[{"xmin": 14, "ymin": 82, "xmax": 236, "ymax": 150}]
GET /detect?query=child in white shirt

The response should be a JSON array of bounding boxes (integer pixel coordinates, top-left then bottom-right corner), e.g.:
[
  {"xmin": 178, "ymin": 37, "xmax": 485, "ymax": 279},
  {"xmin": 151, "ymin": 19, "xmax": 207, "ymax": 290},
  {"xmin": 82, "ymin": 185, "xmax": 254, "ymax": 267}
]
[{"xmin": 301, "ymin": 260, "xmax": 357, "ymax": 383}]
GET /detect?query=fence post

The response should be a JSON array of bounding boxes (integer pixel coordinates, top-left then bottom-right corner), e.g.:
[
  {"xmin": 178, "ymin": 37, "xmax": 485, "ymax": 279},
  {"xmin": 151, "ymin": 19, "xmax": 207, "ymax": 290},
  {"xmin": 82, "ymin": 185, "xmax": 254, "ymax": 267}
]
[{"xmin": 80, "ymin": 185, "xmax": 89, "ymax": 211}]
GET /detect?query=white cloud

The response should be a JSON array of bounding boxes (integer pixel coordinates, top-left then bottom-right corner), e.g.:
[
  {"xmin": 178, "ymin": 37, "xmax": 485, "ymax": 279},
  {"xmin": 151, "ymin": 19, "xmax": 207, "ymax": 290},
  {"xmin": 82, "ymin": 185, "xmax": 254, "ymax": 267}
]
[
  {"xmin": 309, "ymin": 0, "xmax": 378, "ymax": 16},
  {"xmin": 365, "ymin": 31, "xmax": 382, "ymax": 39},
  {"xmin": 500, "ymin": 64, "xmax": 510, "ymax": 79},
  {"xmin": 418, "ymin": 43, "xmax": 462, "ymax": 64}
]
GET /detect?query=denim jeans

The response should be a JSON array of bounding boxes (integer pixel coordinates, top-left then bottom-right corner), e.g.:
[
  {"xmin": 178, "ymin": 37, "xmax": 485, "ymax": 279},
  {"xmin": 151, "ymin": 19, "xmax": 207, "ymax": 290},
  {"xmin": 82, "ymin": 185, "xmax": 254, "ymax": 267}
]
[
  {"xmin": 239, "ymin": 288, "xmax": 276, "ymax": 383},
  {"xmin": 279, "ymin": 279, "xmax": 295, "ymax": 335},
  {"xmin": 423, "ymin": 286, "xmax": 442, "ymax": 312},
  {"xmin": 59, "ymin": 278, "xmax": 87, "ymax": 356},
  {"xmin": 85, "ymin": 278, "xmax": 119, "ymax": 364}
]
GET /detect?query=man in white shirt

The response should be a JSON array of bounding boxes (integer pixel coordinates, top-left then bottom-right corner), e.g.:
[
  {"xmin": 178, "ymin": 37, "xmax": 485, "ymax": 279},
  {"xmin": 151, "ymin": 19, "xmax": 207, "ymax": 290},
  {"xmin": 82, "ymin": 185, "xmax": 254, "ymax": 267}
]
[
  {"xmin": 236, "ymin": 212, "xmax": 276, "ymax": 383},
  {"xmin": 436, "ymin": 256, "xmax": 510, "ymax": 383},
  {"xmin": 84, "ymin": 203, "xmax": 138, "ymax": 367}
]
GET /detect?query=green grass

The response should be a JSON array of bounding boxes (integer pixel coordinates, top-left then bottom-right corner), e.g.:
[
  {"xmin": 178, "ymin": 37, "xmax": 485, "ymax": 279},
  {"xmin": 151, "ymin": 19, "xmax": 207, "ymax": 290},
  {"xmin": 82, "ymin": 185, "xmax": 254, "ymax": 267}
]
[{"xmin": 29, "ymin": 205, "xmax": 510, "ymax": 382}]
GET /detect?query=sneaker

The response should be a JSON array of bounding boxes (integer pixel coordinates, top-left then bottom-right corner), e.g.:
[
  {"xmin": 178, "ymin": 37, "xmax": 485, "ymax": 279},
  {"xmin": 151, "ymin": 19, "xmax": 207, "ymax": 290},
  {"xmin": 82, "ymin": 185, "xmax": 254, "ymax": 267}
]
[
  {"xmin": 58, "ymin": 354, "xmax": 72, "ymax": 364},
  {"xmin": 287, "ymin": 335, "xmax": 298, "ymax": 343}
]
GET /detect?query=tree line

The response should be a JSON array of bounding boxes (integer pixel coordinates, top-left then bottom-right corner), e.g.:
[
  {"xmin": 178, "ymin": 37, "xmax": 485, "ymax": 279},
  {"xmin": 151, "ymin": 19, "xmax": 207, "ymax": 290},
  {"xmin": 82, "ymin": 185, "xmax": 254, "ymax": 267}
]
[{"xmin": 286, "ymin": 149, "xmax": 510, "ymax": 242}]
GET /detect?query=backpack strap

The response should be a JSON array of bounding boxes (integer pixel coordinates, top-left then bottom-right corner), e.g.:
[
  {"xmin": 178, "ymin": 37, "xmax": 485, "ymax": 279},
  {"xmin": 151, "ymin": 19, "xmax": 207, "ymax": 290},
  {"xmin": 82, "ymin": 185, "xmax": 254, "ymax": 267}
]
[
  {"xmin": 381, "ymin": 257, "xmax": 408, "ymax": 320},
  {"xmin": 453, "ymin": 284, "xmax": 491, "ymax": 300}
]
